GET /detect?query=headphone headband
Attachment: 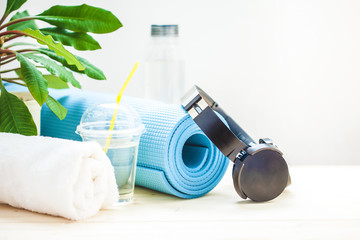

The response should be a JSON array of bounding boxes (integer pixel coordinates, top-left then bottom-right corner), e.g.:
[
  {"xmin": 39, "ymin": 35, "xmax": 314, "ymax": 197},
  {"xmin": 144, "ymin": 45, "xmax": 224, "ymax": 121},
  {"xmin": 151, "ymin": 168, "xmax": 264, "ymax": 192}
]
[{"xmin": 182, "ymin": 85, "xmax": 261, "ymax": 161}]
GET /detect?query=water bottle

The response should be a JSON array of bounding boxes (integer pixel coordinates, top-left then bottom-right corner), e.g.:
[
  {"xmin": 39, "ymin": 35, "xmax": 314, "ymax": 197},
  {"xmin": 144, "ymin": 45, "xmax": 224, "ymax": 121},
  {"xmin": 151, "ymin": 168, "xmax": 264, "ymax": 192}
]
[{"xmin": 144, "ymin": 25, "xmax": 185, "ymax": 103}]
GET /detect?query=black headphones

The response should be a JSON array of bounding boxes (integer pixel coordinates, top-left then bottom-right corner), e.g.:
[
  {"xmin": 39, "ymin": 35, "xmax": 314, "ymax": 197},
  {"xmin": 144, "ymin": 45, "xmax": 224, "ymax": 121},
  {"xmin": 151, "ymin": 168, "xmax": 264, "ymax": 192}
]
[{"xmin": 181, "ymin": 85, "xmax": 290, "ymax": 202}]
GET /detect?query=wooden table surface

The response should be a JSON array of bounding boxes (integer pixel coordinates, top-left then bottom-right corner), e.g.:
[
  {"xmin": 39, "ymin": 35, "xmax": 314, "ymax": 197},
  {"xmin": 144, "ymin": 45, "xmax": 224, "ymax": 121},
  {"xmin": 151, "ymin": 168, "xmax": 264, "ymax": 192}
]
[{"xmin": 1, "ymin": 165, "xmax": 360, "ymax": 240}]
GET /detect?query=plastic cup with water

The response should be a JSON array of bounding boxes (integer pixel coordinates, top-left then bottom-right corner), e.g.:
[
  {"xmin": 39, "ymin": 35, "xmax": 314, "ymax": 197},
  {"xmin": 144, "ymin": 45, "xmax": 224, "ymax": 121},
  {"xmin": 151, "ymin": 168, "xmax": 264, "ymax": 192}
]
[{"xmin": 76, "ymin": 103, "xmax": 145, "ymax": 203}]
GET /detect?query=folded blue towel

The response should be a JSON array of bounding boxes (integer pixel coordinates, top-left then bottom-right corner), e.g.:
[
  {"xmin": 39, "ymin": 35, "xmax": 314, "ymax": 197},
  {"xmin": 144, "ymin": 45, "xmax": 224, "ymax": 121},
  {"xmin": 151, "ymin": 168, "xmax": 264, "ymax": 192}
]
[{"xmin": 8, "ymin": 86, "xmax": 229, "ymax": 199}]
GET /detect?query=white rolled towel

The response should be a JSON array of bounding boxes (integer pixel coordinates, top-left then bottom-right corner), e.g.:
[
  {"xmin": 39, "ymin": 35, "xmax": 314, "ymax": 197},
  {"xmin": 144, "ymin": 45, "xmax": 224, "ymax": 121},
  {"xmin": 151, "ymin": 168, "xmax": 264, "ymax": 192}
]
[{"xmin": 0, "ymin": 133, "xmax": 118, "ymax": 220}]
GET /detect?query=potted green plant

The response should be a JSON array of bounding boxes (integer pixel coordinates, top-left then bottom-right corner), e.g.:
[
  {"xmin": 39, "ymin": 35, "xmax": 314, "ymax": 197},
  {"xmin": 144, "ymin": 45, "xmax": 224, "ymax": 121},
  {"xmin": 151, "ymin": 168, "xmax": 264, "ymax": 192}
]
[{"xmin": 0, "ymin": 0, "xmax": 122, "ymax": 136}]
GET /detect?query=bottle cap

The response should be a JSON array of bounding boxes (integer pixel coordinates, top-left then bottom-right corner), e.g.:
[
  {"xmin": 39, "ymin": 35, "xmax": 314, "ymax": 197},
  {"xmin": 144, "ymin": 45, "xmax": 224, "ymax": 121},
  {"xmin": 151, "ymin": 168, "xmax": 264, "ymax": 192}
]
[{"xmin": 151, "ymin": 25, "xmax": 178, "ymax": 37}]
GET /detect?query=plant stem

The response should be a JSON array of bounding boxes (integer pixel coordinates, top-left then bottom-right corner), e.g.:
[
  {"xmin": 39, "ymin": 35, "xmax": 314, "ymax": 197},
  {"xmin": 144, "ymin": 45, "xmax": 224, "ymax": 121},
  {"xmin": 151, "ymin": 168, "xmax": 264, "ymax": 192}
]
[
  {"xmin": 0, "ymin": 67, "xmax": 21, "ymax": 74},
  {"xmin": 0, "ymin": 17, "xmax": 34, "ymax": 32},
  {"xmin": 0, "ymin": 30, "xmax": 25, "ymax": 38},
  {"xmin": 0, "ymin": 49, "xmax": 16, "ymax": 55},
  {"xmin": 2, "ymin": 77, "xmax": 22, "ymax": 81},
  {"xmin": 0, "ymin": 54, "xmax": 15, "ymax": 61},
  {"xmin": 0, "ymin": 65, "xmax": 43, "ymax": 74},
  {"xmin": 18, "ymin": 49, "xmax": 36, "ymax": 53},
  {"xmin": 0, "ymin": 14, "xmax": 8, "ymax": 27},
  {"xmin": 4, "ymin": 35, "xmax": 22, "ymax": 44},
  {"xmin": 1, "ymin": 57, "xmax": 17, "ymax": 65},
  {"xmin": 2, "ymin": 79, "xmax": 26, "ymax": 87},
  {"xmin": 0, "ymin": 49, "xmax": 37, "ymax": 61}
]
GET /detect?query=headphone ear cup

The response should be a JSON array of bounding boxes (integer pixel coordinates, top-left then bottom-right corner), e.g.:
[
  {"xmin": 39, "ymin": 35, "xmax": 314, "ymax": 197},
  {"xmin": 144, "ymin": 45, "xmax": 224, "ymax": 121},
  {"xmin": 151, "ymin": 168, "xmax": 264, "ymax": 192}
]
[
  {"xmin": 235, "ymin": 149, "xmax": 289, "ymax": 202},
  {"xmin": 232, "ymin": 159, "xmax": 247, "ymax": 199}
]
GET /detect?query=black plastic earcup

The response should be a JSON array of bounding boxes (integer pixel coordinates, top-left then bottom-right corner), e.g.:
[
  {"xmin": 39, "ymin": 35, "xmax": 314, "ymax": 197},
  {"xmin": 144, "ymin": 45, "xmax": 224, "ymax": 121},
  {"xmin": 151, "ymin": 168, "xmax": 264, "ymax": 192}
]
[{"xmin": 233, "ymin": 149, "xmax": 289, "ymax": 202}]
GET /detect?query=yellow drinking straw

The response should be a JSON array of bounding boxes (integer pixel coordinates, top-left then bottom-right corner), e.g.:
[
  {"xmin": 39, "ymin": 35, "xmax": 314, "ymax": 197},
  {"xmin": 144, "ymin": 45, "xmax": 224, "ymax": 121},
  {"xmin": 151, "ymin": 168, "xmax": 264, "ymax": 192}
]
[{"xmin": 103, "ymin": 62, "xmax": 139, "ymax": 154}]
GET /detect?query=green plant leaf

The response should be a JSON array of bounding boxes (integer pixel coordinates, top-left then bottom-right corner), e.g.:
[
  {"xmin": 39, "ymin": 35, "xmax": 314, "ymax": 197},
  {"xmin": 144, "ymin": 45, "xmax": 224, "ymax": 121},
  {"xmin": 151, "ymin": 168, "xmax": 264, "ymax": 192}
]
[
  {"xmin": 4, "ymin": 0, "xmax": 27, "ymax": 16},
  {"xmin": 37, "ymin": 48, "xmax": 106, "ymax": 80},
  {"xmin": 21, "ymin": 28, "xmax": 84, "ymax": 71},
  {"xmin": 16, "ymin": 53, "xmax": 48, "ymax": 105},
  {"xmin": 0, "ymin": 82, "xmax": 37, "ymax": 136},
  {"xmin": 71, "ymin": 56, "xmax": 106, "ymax": 80},
  {"xmin": 43, "ymin": 75, "xmax": 69, "ymax": 89},
  {"xmin": 45, "ymin": 95, "xmax": 67, "ymax": 120},
  {"xmin": 19, "ymin": 67, "xmax": 72, "ymax": 89},
  {"xmin": 7, "ymin": 10, "xmax": 37, "ymax": 31},
  {"xmin": 39, "ymin": 27, "xmax": 101, "ymax": 51},
  {"xmin": 24, "ymin": 54, "xmax": 81, "ymax": 88},
  {"xmin": 14, "ymin": 69, "xmax": 23, "ymax": 78},
  {"xmin": 35, "ymin": 4, "xmax": 122, "ymax": 34}
]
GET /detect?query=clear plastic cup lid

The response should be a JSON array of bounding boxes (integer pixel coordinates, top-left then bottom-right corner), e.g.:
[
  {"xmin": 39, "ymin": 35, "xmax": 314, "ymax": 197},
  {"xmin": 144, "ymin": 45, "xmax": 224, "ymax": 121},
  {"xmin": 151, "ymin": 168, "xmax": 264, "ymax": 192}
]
[{"xmin": 76, "ymin": 103, "xmax": 145, "ymax": 138}]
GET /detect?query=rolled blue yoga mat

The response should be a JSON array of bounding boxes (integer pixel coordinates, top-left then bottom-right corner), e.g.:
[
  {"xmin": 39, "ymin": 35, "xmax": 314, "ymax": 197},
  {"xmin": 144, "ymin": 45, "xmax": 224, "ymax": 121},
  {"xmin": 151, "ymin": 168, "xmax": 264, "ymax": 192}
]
[{"xmin": 6, "ymin": 86, "xmax": 229, "ymax": 198}]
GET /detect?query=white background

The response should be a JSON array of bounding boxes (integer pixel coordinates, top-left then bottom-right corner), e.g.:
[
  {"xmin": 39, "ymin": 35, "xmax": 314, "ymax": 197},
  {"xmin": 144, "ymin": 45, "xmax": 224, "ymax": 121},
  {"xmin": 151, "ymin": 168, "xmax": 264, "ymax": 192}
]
[{"xmin": 3, "ymin": 0, "xmax": 360, "ymax": 165}]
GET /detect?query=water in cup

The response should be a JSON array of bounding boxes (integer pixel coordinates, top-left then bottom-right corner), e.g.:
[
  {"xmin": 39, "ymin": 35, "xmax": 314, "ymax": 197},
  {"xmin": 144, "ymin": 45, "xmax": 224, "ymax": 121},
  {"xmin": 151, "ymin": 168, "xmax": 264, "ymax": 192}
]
[{"xmin": 106, "ymin": 142, "xmax": 139, "ymax": 202}]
